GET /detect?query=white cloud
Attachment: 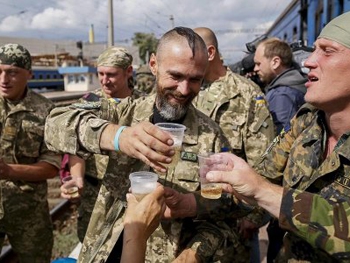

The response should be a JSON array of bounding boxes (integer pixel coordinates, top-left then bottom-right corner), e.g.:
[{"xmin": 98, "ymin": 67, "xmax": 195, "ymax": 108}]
[{"xmin": 0, "ymin": 0, "xmax": 292, "ymax": 63}]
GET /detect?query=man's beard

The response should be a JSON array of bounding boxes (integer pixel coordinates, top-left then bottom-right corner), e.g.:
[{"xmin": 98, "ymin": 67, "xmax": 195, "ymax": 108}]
[{"xmin": 156, "ymin": 85, "xmax": 195, "ymax": 121}]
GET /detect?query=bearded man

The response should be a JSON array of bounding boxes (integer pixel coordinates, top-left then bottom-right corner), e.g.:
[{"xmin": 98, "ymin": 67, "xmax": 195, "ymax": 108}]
[{"xmin": 45, "ymin": 27, "xmax": 240, "ymax": 263}]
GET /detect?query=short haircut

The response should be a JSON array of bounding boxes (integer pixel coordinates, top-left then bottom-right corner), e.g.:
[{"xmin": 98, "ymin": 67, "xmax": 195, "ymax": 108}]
[
  {"xmin": 193, "ymin": 27, "xmax": 219, "ymax": 51},
  {"xmin": 260, "ymin": 38, "xmax": 293, "ymax": 68},
  {"xmin": 156, "ymin": 27, "xmax": 207, "ymax": 60}
]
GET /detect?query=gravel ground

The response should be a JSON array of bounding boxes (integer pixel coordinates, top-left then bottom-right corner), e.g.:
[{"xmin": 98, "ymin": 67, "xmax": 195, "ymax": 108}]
[{"xmin": 51, "ymin": 203, "xmax": 80, "ymax": 260}]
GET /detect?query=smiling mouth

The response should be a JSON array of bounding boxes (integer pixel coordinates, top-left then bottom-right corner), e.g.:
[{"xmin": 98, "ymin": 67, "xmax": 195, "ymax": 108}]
[{"xmin": 309, "ymin": 77, "xmax": 319, "ymax": 82}]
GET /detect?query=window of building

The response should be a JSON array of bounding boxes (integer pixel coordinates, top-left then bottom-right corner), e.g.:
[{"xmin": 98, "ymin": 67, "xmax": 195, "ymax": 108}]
[
  {"xmin": 68, "ymin": 75, "xmax": 74, "ymax": 83},
  {"xmin": 315, "ymin": 0, "xmax": 324, "ymax": 37},
  {"xmin": 293, "ymin": 26, "xmax": 298, "ymax": 42},
  {"xmin": 89, "ymin": 74, "xmax": 93, "ymax": 84}
]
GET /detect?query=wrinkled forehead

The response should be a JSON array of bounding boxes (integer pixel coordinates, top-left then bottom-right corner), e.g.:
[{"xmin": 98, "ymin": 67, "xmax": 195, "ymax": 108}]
[
  {"xmin": 318, "ymin": 12, "xmax": 350, "ymax": 50},
  {"xmin": 314, "ymin": 37, "xmax": 350, "ymax": 53}
]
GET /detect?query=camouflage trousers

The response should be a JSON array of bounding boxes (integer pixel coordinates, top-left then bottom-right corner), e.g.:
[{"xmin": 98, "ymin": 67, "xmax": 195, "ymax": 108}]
[
  {"xmin": 275, "ymin": 233, "xmax": 339, "ymax": 263},
  {"xmin": 0, "ymin": 186, "xmax": 53, "ymax": 263},
  {"xmin": 184, "ymin": 220, "xmax": 251, "ymax": 263},
  {"xmin": 77, "ymin": 175, "xmax": 102, "ymax": 242},
  {"xmin": 145, "ymin": 218, "xmax": 251, "ymax": 263}
]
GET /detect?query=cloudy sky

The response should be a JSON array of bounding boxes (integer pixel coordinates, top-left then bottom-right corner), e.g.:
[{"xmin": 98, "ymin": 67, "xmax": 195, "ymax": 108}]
[{"xmin": 0, "ymin": 0, "xmax": 291, "ymax": 64}]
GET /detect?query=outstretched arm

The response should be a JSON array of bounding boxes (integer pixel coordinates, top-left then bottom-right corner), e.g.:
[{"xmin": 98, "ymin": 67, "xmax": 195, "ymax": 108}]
[
  {"xmin": 205, "ymin": 153, "xmax": 282, "ymax": 216},
  {"xmin": 100, "ymin": 122, "xmax": 175, "ymax": 172},
  {"xmin": 121, "ymin": 185, "xmax": 165, "ymax": 263}
]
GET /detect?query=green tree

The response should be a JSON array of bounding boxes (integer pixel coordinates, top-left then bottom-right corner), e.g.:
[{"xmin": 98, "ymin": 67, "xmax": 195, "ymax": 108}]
[{"xmin": 132, "ymin": 32, "xmax": 158, "ymax": 64}]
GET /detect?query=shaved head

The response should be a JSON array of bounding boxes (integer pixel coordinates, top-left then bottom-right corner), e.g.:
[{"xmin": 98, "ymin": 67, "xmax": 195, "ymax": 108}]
[
  {"xmin": 193, "ymin": 27, "xmax": 219, "ymax": 51},
  {"xmin": 156, "ymin": 27, "xmax": 207, "ymax": 63}
]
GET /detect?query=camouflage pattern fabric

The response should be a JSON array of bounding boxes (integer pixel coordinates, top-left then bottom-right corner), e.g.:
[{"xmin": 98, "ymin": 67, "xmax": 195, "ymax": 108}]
[
  {"xmin": 76, "ymin": 88, "xmax": 141, "ymax": 242},
  {"xmin": 135, "ymin": 65, "xmax": 156, "ymax": 95},
  {"xmin": 192, "ymin": 68, "xmax": 275, "ymax": 166},
  {"xmin": 255, "ymin": 103, "xmax": 350, "ymax": 262},
  {"xmin": 0, "ymin": 89, "xmax": 61, "ymax": 263},
  {"xmin": 192, "ymin": 67, "xmax": 275, "ymax": 255},
  {"xmin": 45, "ymin": 94, "xmax": 256, "ymax": 263},
  {"xmin": 0, "ymin": 43, "xmax": 31, "ymax": 70},
  {"xmin": 96, "ymin": 46, "xmax": 132, "ymax": 69}
]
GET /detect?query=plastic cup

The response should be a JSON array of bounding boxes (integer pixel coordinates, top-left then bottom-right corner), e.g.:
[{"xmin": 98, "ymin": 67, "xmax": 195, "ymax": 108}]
[
  {"xmin": 155, "ymin": 122, "xmax": 186, "ymax": 145},
  {"xmin": 155, "ymin": 123, "xmax": 186, "ymax": 169},
  {"xmin": 129, "ymin": 171, "xmax": 158, "ymax": 201},
  {"xmin": 198, "ymin": 153, "xmax": 223, "ymax": 199},
  {"xmin": 61, "ymin": 176, "xmax": 80, "ymax": 198}
]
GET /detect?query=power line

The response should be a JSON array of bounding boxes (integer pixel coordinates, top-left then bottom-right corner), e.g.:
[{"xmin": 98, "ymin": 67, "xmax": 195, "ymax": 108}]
[{"xmin": 216, "ymin": 28, "xmax": 268, "ymax": 34}]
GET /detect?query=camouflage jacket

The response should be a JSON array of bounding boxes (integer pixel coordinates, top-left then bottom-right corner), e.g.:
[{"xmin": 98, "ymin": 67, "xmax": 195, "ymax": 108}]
[
  {"xmin": 135, "ymin": 65, "xmax": 156, "ymax": 95},
  {"xmin": 45, "ymin": 94, "xmax": 236, "ymax": 263},
  {"xmin": 0, "ymin": 89, "xmax": 61, "ymax": 217},
  {"xmin": 255, "ymin": 104, "xmax": 350, "ymax": 262},
  {"xmin": 192, "ymin": 68, "xmax": 274, "ymax": 227},
  {"xmin": 192, "ymin": 68, "xmax": 275, "ymax": 166}
]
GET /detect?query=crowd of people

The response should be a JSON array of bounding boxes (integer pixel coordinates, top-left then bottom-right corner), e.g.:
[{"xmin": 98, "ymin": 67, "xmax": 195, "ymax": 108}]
[{"xmin": 0, "ymin": 10, "xmax": 350, "ymax": 263}]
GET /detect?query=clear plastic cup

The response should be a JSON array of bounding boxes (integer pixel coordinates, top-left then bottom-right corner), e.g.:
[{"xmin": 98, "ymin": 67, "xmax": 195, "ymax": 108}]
[
  {"xmin": 129, "ymin": 171, "xmax": 158, "ymax": 201},
  {"xmin": 198, "ymin": 153, "xmax": 223, "ymax": 199},
  {"xmin": 61, "ymin": 176, "xmax": 80, "ymax": 198},
  {"xmin": 155, "ymin": 123, "xmax": 186, "ymax": 169}
]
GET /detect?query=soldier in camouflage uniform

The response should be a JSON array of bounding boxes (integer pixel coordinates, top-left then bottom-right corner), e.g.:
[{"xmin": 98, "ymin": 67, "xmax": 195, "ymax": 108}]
[
  {"xmin": 192, "ymin": 27, "xmax": 275, "ymax": 262},
  {"xmin": 63, "ymin": 46, "xmax": 142, "ymax": 242},
  {"xmin": 44, "ymin": 27, "xmax": 255, "ymax": 263},
  {"xmin": 204, "ymin": 11, "xmax": 350, "ymax": 262},
  {"xmin": 193, "ymin": 28, "xmax": 274, "ymax": 166},
  {"xmin": 135, "ymin": 64, "xmax": 156, "ymax": 95},
  {"xmin": 0, "ymin": 43, "xmax": 61, "ymax": 263}
]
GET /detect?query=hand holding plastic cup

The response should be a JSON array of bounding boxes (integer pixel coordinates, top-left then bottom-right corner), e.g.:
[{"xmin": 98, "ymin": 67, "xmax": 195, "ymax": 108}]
[
  {"xmin": 129, "ymin": 171, "xmax": 158, "ymax": 201},
  {"xmin": 61, "ymin": 176, "xmax": 80, "ymax": 198},
  {"xmin": 198, "ymin": 153, "xmax": 233, "ymax": 199},
  {"xmin": 198, "ymin": 153, "xmax": 222, "ymax": 199},
  {"xmin": 155, "ymin": 123, "xmax": 186, "ymax": 169}
]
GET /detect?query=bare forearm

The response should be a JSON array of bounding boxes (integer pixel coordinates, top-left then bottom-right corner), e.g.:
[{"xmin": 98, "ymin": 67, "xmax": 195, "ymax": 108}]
[
  {"xmin": 99, "ymin": 124, "xmax": 120, "ymax": 151},
  {"xmin": 121, "ymin": 226, "xmax": 147, "ymax": 263},
  {"xmin": 3, "ymin": 162, "xmax": 58, "ymax": 181},
  {"xmin": 254, "ymin": 179, "xmax": 283, "ymax": 218},
  {"xmin": 69, "ymin": 155, "xmax": 86, "ymax": 177}
]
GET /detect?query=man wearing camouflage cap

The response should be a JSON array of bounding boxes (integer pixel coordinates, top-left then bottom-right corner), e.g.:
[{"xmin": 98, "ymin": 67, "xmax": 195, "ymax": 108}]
[
  {"xmin": 62, "ymin": 46, "xmax": 142, "ymax": 242},
  {"xmin": 203, "ymin": 11, "xmax": 350, "ymax": 262},
  {"xmin": 0, "ymin": 43, "xmax": 61, "ymax": 262}
]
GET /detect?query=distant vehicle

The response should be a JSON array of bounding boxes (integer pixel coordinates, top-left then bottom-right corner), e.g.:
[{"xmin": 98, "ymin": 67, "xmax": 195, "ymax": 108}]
[
  {"xmin": 28, "ymin": 67, "xmax": 64, "ymax": 92},
  {"xmin": 266, "ymin": 0, "xmax": 350, "ymax": 47}
]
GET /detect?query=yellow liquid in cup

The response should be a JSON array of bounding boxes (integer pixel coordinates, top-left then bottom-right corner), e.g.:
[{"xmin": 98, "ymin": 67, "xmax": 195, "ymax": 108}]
[
  {"xmin": 201, "ymin": 183, "xmax": 222, "ymax": 199},
  {"xmin": 161, "ymin": 146, "xmax": 181, "ymax": 169},
  {"xmin": 67, "ymin": 186, "xmax": 79, "ymax": 198}
]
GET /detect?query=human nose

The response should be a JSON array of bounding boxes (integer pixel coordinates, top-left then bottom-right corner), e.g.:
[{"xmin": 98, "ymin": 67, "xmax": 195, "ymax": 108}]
[
  {"xmin": 177, "ymin": 80, "xmax": 191, "ymax": 95},
  {"xmin": 100, "ymin": 75, "xmax": 110, "ymax": 85},
  {"xmin": 303, "ymin": 52, "xmax": 316, "ymax": 69},
  {"xmin": 0, "ymin": 72, "xmax": 8, "ymax": 84}
]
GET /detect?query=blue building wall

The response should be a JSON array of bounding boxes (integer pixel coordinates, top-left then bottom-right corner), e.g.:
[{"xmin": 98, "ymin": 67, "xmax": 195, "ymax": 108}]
[{"xmin": 268, "ymin": 1, "xmax": 301, "ymax": 43}]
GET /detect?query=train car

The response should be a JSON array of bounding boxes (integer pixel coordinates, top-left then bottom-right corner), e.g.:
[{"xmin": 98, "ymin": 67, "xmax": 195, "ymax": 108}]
[
  {"xmin": 267, "ymin": 0, "xmax": 350, "ymax": 47},
  {"xmin": 28, "ymin": 67, "xmax": 64, "ymax": 92}
]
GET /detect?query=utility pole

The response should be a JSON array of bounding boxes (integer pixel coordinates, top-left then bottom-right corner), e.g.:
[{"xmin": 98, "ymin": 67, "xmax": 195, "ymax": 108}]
[
  {"xmin": 169, "ymin": 15, "xmax": 174, "ymax": 28},
  {"xmin": 108, "ymin": 0, "xmax": 114, "ymax": 47}
]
